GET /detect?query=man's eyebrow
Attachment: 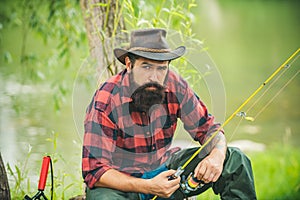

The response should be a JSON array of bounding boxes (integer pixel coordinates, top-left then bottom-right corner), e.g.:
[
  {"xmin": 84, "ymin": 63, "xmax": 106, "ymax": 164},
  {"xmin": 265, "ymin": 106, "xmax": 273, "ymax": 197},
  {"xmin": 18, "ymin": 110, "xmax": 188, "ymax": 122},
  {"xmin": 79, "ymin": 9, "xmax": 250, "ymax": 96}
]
[
  {"xmin": 141, "ymin": 62, "xmax": 152, "ymax": 65},
  {"xmin": 141, "ymin": 62, "xmax": 168, "ymax": 67}
]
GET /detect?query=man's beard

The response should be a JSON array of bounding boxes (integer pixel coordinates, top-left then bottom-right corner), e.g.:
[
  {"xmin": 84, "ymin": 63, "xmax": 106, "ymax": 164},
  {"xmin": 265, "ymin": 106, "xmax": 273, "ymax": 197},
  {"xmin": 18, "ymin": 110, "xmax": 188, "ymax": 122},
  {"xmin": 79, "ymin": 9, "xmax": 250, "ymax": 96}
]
[{"xmin": 130, "ymin": 82, "xmax": 166, "ymax": 113}]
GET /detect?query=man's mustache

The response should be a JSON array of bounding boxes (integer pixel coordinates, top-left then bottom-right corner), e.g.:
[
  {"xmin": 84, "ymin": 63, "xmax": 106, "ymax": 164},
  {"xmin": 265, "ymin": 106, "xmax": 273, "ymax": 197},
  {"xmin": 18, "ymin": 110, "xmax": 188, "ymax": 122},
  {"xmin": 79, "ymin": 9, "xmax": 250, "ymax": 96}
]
[
  {"xmin": 134, "ymin": 82, "xmax": 165, "ymax": 92},
  {"xmin": 130, "ymin": 82, "xmax": 166, "ymax": 112}
]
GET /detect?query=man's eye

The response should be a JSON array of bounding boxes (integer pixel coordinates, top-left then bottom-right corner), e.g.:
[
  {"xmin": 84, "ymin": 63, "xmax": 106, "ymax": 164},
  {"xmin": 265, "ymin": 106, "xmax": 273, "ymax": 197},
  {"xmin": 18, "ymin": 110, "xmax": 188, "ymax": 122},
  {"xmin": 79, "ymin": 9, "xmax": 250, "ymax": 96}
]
[
  {"xmin": 142, "ymin": 65, "xmax": 151, "ymax": 69},
  {"xmin": 158, "ymin": 66, "xmax": 167, "ymax": 71}
]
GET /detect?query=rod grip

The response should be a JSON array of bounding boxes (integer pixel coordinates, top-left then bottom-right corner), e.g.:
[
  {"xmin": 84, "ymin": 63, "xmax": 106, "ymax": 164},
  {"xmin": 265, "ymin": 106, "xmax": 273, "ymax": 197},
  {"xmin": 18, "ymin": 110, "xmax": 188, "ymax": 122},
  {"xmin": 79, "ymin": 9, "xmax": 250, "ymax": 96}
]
[{"xmin": 38, "ymin": 156, "xmax": 50, "ymax": 191}]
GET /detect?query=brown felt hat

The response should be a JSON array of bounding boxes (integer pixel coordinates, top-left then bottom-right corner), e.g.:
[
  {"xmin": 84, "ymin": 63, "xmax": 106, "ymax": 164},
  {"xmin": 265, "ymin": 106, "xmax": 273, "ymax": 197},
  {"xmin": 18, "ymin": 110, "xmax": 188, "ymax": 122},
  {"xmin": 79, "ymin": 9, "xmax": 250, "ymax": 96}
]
[{"xmin": 114, "ymin": 29, "xmax": 186, "ymax": 65}]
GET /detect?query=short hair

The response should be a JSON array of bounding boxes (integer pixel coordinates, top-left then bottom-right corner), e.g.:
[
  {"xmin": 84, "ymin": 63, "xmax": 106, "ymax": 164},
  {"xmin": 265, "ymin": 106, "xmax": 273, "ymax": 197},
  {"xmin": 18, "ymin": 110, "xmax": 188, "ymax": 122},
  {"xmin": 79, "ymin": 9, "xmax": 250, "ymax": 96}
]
[{"xmin": 127, "ymin": 53, "xmax": 141, "ymax": 68}]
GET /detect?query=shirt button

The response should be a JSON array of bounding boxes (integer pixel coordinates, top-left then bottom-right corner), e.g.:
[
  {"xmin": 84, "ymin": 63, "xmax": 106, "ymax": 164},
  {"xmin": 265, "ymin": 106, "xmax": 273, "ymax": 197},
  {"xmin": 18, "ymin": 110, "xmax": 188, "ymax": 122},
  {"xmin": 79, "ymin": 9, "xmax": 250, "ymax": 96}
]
[{"xmin": 152, "ymin": 146, "xmax": 156, "ymax": 150}]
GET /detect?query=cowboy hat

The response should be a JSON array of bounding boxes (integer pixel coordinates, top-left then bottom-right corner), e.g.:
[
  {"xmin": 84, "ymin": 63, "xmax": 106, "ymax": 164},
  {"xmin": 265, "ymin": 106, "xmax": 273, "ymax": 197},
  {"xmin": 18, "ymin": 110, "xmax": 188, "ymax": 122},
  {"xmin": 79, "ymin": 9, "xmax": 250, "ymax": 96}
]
[{"xmin": 114, "ymin": 29, "xmax": 186, "ymax": 65}]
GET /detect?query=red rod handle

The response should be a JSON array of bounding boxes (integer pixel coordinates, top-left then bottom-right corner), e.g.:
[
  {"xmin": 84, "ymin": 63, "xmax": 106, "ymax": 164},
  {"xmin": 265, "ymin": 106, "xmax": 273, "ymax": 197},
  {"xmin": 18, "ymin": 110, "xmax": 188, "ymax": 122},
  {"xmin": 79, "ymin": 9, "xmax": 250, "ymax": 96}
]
[{"xmin": 38, "ymin": 156, "xmax": 50, "ymax": 191}]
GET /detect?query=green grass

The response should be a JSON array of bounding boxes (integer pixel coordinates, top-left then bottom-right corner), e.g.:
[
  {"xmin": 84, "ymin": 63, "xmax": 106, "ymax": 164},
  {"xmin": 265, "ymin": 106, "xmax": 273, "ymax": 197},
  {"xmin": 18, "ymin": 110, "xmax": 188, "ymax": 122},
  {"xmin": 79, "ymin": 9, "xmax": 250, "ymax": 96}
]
[
  {"xmin": 7, "ymin": 143, "xmax": 300, "ymax": 199},
  {"xmin": 196, "ymin": 144, "xmax": 300, "ymax": 199},
  {"xmin": 251, "ymin": 145, "xmax": 300, "ymax": 200}
]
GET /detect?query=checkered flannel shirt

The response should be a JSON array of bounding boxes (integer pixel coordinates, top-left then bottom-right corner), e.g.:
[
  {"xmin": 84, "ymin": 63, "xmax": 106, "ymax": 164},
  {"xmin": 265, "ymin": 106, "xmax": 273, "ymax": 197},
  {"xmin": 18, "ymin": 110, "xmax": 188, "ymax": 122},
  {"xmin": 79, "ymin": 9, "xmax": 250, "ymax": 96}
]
[{"xmin": 82, "ymin": 69, "xmax": 222, "ymax": 188}]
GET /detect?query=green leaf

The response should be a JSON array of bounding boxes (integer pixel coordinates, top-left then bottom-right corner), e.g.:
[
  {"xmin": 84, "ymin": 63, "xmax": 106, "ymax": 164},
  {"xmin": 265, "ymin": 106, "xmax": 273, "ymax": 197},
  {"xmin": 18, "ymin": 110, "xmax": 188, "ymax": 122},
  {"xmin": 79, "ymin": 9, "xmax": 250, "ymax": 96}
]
[
  {"xmin": 131, "ymin": 0, "xmax": 140, "ymax": 18},
  {"xmin": 188, "ymin": 3, "xmax": 197, "ymax": 9},
  {"xmin": 15, "ymin": 165, "xmax": 22, "ymax": 187},
  {"xmin": 62, "ymin": 183, "xmax": 74, "ymax": 192},
  {"xmin": 27, "ymin": 178, "xmax": 30, "ymax": 193},
  {"xmin": 4, "ymin": 51, "xmax": 13, "ymax": 63},
  {"xmin": 6, "ymin": 163, "xmax": 15, "ymax": 177},
  {"xmin": 58, "ymin": 48, "xmax": 68, "ymax": 59}
]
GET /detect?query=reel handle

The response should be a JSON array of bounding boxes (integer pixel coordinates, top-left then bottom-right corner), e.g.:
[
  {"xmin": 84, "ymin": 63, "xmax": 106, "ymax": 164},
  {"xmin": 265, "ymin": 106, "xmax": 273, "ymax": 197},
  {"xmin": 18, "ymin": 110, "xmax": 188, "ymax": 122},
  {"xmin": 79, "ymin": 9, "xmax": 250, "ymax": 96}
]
[{"xmin": 168, "ymin": 166, "xmax": 184, "ymax": 180}]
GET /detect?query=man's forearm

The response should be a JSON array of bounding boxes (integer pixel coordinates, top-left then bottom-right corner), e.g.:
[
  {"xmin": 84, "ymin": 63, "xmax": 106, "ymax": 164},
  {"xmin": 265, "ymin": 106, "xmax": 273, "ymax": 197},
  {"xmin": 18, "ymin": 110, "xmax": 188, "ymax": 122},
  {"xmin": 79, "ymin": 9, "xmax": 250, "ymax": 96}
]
[
  {"xmin": 209, "ymin": 135, "xmax": 227, "ymax": 163},
  {"xmin": 94, "ymin": 168, "xmax": 151, "ymax": 194},
  {"xmin": 203, "ymin": 131, "xmax": 227, "ymax": 159},
  {"xmin": 94, "ymin": 168, "xmax": 181, "ymax": 198},
  {"xmin": 194, "ymin": 132, "xmax": 227, "ymax": 183}
]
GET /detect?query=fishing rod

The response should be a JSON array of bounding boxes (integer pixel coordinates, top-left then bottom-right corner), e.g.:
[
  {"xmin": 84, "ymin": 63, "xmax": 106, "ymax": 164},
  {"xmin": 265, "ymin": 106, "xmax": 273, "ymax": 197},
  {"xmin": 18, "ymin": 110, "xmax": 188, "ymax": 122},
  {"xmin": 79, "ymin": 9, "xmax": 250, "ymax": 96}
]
[{"xmin": 152, "ymin": 48, "xmax": 300, "ymax": 200}]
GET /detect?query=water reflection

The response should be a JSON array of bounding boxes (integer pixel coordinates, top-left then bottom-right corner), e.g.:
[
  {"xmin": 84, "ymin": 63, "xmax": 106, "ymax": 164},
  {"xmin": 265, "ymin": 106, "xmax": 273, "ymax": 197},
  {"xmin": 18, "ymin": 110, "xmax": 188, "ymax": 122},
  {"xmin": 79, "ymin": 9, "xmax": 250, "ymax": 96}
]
[{"xmin": 0, "ymin": 75, "xmax": 49, "ymax": 164}]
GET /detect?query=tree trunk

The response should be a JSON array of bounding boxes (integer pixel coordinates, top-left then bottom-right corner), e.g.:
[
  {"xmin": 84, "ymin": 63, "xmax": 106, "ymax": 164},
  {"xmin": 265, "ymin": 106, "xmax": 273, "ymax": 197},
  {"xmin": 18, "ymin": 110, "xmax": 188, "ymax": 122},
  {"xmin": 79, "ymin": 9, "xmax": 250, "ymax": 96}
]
[
  {"xmin": 0, "ymin": 153, "xmax": 11, "ymax": 200},
  {"xmin": 70, "ymin": 2, "xmax": 126, "ymax": 198},
  {"xmin": 80, "ymin": 0, "xmax": 128, "ymax": 79}
]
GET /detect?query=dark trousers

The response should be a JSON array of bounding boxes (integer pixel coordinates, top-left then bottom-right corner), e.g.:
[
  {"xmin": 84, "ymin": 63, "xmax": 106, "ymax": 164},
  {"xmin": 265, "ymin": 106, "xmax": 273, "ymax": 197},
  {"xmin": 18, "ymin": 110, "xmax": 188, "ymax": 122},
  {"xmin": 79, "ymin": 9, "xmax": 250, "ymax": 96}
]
[{"xmin": 86, "ymin": 147, "xmax": 257, "ymax": 200}]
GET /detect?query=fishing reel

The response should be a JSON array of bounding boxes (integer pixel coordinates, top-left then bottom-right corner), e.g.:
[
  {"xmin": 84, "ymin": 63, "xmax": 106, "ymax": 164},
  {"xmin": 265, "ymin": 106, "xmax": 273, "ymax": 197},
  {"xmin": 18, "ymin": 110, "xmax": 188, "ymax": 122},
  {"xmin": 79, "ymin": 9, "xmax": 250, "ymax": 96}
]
[
  {"xmin": 168, "ymin": 166, "xmax": 205, "ymax": 194},
  {"xmin": 180, "ymin": 172, "xmax": 204, "ymax": 194}
]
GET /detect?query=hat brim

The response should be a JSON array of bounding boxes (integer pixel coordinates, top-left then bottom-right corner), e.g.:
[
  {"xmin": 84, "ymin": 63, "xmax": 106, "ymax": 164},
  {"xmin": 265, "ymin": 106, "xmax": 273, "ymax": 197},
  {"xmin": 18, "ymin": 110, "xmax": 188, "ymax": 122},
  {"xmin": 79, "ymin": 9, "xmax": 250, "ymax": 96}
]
[{"xmin": 114, "ymin": 46, "xmax": 186, "ymax": 65}]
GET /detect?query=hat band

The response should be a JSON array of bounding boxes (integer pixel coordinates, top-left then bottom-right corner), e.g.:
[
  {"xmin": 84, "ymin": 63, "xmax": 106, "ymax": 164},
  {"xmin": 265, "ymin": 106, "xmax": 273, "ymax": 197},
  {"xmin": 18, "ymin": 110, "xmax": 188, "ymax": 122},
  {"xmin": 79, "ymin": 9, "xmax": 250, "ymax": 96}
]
[{"xmin": 129, "ymin": 47, "xmax": 171, "ymax": 53}]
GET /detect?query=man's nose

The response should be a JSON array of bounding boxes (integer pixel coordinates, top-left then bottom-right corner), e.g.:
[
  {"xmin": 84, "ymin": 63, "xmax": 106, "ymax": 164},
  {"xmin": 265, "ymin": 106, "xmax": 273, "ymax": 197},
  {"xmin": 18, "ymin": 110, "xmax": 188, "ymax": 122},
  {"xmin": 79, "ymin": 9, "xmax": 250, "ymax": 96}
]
[{"xmin": 149, "ymin": 71, "xmax": 159, "ymax": 82}]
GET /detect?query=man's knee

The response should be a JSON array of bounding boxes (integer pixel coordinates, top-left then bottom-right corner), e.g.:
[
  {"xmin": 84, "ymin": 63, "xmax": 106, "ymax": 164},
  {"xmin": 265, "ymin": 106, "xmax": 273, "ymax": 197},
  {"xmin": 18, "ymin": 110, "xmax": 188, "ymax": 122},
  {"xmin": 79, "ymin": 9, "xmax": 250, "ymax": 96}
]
[
  {"xmin": 215, "ymin": 147, "xmax": 255, "ymax": 190},
  {"xmin": 226, "ymin": 147, "xmax": 252, "ymax": 170},
  {"xmin": 227, "ymin": 146, "xmax": 246, "ymax": 157},
  {"xmin": 215, "ymin": 147, "xmax": 253, "ymax": 185},
  {"xmin": 213, "ymin": 147, "xmax": 256, "ymax": 199}
]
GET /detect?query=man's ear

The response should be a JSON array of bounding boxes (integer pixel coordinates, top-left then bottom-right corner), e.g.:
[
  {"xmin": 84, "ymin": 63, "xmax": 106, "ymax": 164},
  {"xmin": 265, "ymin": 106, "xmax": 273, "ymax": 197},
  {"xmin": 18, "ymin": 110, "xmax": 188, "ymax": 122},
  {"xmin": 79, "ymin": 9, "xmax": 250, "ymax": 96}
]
[{"xmin": 124, "ymin": 56, "xmax": 132, "ymax": 73}]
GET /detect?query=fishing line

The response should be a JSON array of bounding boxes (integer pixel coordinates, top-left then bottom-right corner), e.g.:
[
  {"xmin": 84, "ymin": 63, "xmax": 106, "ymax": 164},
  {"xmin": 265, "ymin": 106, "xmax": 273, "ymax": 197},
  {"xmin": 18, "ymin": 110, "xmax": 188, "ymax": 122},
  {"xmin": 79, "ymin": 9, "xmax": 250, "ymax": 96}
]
[
  {"xmin": 227, "ymin": 54, "xmax": 300, "ymax": 141},
  {"xmin": 227, "ymin": 115, "xmax": 244, "ymax": 142},
  {"xmin": 244, "ymin": 54, "xmax": 300, "ymax": 120},
  {"xmin": 253, "ymin": 69, "xmax": 299, "ymax": 120},
  {"xmin": 244, "ymin": 66, "xmax": 289, "ymax": 116}
]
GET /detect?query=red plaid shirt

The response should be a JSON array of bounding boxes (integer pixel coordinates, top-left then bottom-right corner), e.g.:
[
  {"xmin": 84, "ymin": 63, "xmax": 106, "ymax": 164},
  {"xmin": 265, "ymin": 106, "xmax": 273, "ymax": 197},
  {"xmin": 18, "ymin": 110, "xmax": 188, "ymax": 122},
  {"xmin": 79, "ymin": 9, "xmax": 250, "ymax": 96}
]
[{"xmin": 82, "ymin": 69, "xmax": 221, "ymax": 188}]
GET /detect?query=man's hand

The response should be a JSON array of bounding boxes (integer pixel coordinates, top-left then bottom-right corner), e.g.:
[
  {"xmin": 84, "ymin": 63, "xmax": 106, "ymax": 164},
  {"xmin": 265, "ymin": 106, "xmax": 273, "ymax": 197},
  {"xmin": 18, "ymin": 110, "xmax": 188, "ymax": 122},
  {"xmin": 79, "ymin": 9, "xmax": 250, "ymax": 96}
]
[
  {"xmin": 148, "ymin": 170, "xmax": 180, "ymax": 198},
  {"xmin": 194, "ymin": 148, "xmax": 225, "ymax": 183},
  {"xmin": 194, "ymin": 132, "xmax": 227, "ymax": 183}
]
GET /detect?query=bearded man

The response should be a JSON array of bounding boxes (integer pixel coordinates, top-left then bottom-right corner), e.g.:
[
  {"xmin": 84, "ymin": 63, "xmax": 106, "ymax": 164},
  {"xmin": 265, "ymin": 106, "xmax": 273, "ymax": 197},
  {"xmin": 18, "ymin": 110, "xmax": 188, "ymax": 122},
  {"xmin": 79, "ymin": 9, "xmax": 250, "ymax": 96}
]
[{"xmin": 82, "ymin": 29, "xmax": 256, "ymax": 200}]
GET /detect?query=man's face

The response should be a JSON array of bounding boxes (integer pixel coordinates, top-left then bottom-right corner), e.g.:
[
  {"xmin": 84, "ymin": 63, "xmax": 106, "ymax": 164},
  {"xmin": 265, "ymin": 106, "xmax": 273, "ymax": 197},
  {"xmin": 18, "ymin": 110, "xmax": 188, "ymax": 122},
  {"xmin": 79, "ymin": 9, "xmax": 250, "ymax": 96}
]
[
  {"xmin": 127, "ymin": 57, "xmax": 169, "ymax": 87},
  {"xmin": 125, "ymin": 57, "xmax": 169, "ymax": 112}
]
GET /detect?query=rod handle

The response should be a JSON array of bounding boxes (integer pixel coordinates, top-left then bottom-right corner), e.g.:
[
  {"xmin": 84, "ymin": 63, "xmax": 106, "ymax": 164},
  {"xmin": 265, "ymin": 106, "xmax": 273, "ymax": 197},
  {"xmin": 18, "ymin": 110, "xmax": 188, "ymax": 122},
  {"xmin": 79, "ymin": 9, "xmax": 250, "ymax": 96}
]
[{"xmin": 38, "ymin": 156, "xmax": 51, "ymax": 191}]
